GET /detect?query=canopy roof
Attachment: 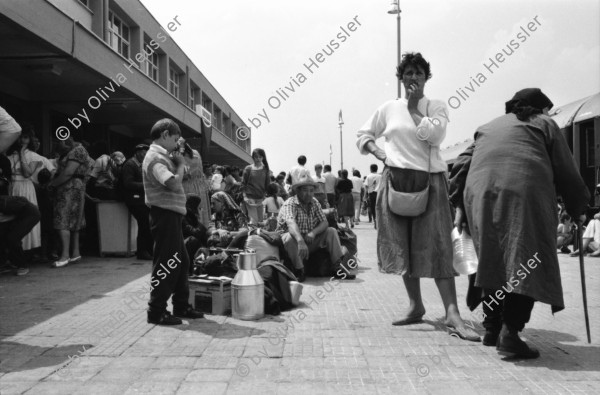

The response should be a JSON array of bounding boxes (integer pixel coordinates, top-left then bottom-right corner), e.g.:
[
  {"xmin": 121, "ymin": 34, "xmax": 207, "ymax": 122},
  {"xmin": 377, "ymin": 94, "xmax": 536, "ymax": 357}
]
[{"xmin": 550, "ymin": 92, "xmax": 600, "ymax": 129}]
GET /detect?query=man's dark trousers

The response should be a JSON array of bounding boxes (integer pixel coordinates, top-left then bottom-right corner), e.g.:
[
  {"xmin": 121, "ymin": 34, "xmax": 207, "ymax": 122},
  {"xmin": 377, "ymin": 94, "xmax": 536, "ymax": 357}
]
[
  {"xmin": 0, "ymin": 196, "xmax": 40, "ymax": 269},
  {"xmin": 127, "ymin": 203, "xmax": 153, "ymax": 257},
  {"xmin": 368, "ymin": 192, "xmax": 377, "ymax": 222},
  {"xmin": 482, "ymin": 290, "xmax": 535, "ymax": 332},
  {"xmin": 148, "ymin": 206, "xmax": 190, "ymax": 319}
]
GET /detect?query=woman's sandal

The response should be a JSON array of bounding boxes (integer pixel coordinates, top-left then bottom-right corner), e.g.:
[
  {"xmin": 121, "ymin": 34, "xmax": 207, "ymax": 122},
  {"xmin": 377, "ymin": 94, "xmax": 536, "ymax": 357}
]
[
  {"xmin": 51, "ymin": 259, "xmax": 69, "ymax": 268},
  {"xmin": 69, "ymin": 256, "xmax": 82, "ymax": 263}
]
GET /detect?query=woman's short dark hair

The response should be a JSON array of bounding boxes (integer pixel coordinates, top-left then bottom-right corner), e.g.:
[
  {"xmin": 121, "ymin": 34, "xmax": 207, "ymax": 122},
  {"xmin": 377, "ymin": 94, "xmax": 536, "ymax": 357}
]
[
  {"xmin": 341, "ymin": 169, "xmax": 349, "ymax": 179},
  {"xmin": 370, "ymin": 164, "xmax": 378, "ymax": 172},
  {"xmin": 353, "ymin": 170, "xmax": 361, "ymax": 178},
  {"xmin": 396, "ymin": 52, "xmax": 432, "ymax": 80},
  {"xmin": 150, "ymin": 118, "xmax": 181, "ymax": 140}
]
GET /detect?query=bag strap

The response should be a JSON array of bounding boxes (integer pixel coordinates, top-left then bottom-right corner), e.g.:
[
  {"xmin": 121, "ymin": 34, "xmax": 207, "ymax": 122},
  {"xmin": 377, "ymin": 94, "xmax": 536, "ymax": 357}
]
[{"xmin": 425, "ymin": 101, "xmax": 431, "ymax": 185}]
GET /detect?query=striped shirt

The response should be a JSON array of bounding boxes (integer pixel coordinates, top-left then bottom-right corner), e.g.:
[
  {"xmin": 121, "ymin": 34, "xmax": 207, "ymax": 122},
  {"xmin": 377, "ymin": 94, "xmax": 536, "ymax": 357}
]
[{"xmin": 142, "ymin": 144, "xmax": 186, "ymax": 215}]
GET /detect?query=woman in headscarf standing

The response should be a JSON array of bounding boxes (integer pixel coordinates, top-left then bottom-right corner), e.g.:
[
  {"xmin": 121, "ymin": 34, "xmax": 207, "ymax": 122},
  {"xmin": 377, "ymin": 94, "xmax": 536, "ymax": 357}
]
[
  {"xmin": 356, "ymin": 52, "xmax": 478, "ymax": 341},
  {"xmin": 449, "ymin": 88, "xmax": 590, "ymax": 358}
]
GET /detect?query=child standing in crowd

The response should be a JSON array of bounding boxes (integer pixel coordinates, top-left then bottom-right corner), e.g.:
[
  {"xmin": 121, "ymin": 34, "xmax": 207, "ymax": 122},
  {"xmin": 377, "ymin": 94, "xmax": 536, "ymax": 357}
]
[
  {"xmin": 142, "ymin": 118, "xmax": 204, "ymax": 326},
  {"xmin": 263, "ymin": 183, "xmax": 285, "ymax": 217},
  {"xmin": 263, "ymin": 183, "xmax": 284, "ymax": 231},
  {"xmin": 557, "ymin": 212, "xmax": 573, "ymax": 254},
  {"xmin": 242, "ymin": 148, "xmax": 270, "ymax": 225}
]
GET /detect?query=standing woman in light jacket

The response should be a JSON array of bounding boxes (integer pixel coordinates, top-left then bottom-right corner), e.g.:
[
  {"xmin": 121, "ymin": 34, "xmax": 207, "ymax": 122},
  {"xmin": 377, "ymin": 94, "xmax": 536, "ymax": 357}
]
[{"xmin": 356, "ymin": 52, "xmax": 478, "ymax": 341}]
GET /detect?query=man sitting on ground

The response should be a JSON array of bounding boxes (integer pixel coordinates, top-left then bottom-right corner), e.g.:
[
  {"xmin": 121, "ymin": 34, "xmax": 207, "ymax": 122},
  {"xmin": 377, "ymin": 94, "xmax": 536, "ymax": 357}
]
[
  {"xmin": 277, "ymin": 175, "xmax": 355, "ymax": 282},
  {"xmin": 570, "ymin": 213, "xmax": 600, "ymax": 257}
]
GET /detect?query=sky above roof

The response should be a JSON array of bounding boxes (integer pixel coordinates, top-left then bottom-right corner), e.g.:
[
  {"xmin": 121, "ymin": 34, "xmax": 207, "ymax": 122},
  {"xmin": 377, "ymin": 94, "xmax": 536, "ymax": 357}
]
[{"xmin": 140, "ymin": 0, "xmax": 600, "ymax": 174}]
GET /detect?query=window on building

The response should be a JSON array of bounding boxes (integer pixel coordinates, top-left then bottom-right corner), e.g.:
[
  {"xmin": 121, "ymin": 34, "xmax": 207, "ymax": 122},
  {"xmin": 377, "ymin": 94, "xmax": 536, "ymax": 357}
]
[
  {"xmin": 144, "ymin": 44, "xmax": 159, "ymax": 82},
  {"xmin": 190, "ymin": 84, "xmax": 200, "ymax": 110},
  {"xmin": 223, "ymin": 114, "xmax": 232, "ymax": 138},
  {"xmin": 168, "ymin": 67, "xmax": 180, "ymax": 98},
  {"xmin": 108, "ymin": 11, "xmax": 130, "ymax": 59},
  {"xmin": 213, "ymin": 105, "xmax": 223, "ymax": 131}
]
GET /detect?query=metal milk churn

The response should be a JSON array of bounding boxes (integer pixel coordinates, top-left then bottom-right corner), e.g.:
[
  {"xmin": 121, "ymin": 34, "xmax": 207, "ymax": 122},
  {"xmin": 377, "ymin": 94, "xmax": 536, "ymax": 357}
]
[{"xmin": 232, "ymin": 249, "xmax": 264, "ymax": 320}]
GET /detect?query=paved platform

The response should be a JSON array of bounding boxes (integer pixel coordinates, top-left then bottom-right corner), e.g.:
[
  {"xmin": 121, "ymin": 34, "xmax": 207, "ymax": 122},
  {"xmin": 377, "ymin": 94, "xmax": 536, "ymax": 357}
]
[{"xmin": 1, "ymin": 223, "xmax": 599, "ymax": 394}]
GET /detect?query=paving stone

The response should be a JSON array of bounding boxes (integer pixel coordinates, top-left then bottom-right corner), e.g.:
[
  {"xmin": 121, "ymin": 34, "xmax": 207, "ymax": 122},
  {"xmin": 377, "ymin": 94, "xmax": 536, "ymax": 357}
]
[
  {"xmin": 184, "ymin": 368, "xmax": 234, "ymax": 382},
  {"xmin": 1, "ymin": 226, "xmax": 599, "ymax": 393}
]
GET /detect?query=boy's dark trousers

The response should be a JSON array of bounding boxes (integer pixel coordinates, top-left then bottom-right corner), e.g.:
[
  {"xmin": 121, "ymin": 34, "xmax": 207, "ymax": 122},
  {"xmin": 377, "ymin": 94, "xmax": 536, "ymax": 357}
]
[{"xmin": 147, "ymin": 206, "xmax": 190, "ymax": 320}]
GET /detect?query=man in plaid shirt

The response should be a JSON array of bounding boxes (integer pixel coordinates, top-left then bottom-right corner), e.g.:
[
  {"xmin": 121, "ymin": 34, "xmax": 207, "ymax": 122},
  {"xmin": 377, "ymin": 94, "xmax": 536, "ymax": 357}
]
[{"xmin": 278, "ymin": 175, "xmax": 355, "ymax": 282}]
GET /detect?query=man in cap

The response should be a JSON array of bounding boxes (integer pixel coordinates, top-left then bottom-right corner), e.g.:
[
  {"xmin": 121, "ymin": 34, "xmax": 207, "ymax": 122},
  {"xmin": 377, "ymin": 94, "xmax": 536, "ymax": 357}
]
[
  {"xmin": 277, "ymin": 175, "xmax": 355, "ymax": 282},
  {"xmin": 122, "ymin": 144, "xmax": 153, "ymax": 260}
]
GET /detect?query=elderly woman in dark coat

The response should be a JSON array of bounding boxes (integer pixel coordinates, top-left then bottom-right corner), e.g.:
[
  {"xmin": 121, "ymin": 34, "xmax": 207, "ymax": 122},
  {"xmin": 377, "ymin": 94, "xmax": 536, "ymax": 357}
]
[{"xmin": 450, "ymin": 88, "xmax": 589, "ymax": 358}]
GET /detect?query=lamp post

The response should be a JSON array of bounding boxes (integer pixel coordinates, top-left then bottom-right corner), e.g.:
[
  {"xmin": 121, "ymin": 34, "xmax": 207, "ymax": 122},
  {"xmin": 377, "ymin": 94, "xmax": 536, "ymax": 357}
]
[
  {"xmin": 338, "ymin": 110, "xmax": 344, "ymax": 170},
  {"xmin": 388, "ymin": 0, "xmax": 401, "ymax": 98}
]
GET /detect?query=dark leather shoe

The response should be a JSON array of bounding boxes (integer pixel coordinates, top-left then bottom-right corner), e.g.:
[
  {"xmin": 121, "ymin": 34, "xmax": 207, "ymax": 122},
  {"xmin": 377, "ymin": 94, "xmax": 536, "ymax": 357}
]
[
  {"xmin": 147, "ymin": 311, "xmax": 182, "ymax": 326},
  {"xmin": 333, "ymin": 270, "xmax": 356, "ymax": 280},
  {"xmin": 496, "ymin": 326, "xmax": 540, "ymax": 359},
  {"xmin": 295, "ymin": 268, "xmax": 306, "ymax": 283},
  {"xmin": 173, "ymin": 306, "xmax": 204, "ymax": 319},
  {"xmin": 483, "ymin": 330, "xmax": 500, "ymax": 346}
]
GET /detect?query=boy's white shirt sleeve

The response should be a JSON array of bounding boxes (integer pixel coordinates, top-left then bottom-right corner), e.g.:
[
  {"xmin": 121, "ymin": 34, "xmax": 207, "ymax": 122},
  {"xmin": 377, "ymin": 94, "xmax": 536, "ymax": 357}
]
[{"xmin": 152, "ymin": 163, "xmax": 174, "ymax": 186}]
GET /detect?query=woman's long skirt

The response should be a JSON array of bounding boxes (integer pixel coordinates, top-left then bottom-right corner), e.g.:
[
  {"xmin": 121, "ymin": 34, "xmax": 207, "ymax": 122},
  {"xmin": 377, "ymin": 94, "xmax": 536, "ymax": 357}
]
[{"xmin": 376, "ymin": 167, "xmax": 455, "ymax": 278}]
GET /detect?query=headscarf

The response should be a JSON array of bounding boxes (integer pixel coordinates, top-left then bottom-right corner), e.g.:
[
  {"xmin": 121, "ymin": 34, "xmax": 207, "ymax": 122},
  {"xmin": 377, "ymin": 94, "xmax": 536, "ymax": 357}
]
[
  {"xmin": 211, "ymin": 191, "xmax": 242, "ymax": 212},
  {"xmin": 110, "ymin": 151, "xmax": 126, "ymax": 166},
  {"xmin": 505, "ymin": 88, "xmax": 553, "ymax": 121}
]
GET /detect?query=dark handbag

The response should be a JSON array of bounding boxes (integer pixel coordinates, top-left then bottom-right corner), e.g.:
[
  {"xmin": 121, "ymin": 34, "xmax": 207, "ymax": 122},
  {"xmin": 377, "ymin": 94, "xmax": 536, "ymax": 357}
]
[
  {"xmin": 304, "ymin": 249, "xmax": 333, "ymax": 277},
  {"xmin": 387, "ymin": 101, "xmax": 432, "ymax": 217}
]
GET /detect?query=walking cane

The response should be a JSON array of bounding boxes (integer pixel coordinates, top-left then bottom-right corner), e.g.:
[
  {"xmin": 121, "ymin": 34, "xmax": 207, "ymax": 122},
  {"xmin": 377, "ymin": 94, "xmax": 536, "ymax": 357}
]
[{"xmin": 576, "ymin": 221, "xmax": 592, "ymax": 344}]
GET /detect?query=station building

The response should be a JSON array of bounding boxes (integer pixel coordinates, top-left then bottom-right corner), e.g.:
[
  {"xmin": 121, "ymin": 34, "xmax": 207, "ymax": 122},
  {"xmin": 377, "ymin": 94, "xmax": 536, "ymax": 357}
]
[{"xmin": 0, "ymin": 0, "xmax": 252, "ymax": 167}]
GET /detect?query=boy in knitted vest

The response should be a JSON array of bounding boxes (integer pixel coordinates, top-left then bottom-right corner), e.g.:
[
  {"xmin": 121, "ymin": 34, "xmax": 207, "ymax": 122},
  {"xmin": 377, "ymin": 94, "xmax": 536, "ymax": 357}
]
[{"xmin": 143, "ymin": 118, "xmax": 204, "ymax": 325}]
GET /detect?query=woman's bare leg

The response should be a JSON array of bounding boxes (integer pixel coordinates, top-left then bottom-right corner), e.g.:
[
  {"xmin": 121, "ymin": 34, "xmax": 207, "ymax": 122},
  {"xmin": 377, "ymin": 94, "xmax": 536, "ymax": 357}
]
[
  {"xmin": 435, "ymin": 277, "xmax": 476, "ymax": 334},
  {"xmin": 393, "ymin": 275, "xmax": 426, "ymax": 325},
  {"xmin": 70, "ymin": 231, "xmax": 80, "ymax": 258},
  {"xmin": 58, "ymin": 230, "xmax": 70, "ymax": 261}
]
